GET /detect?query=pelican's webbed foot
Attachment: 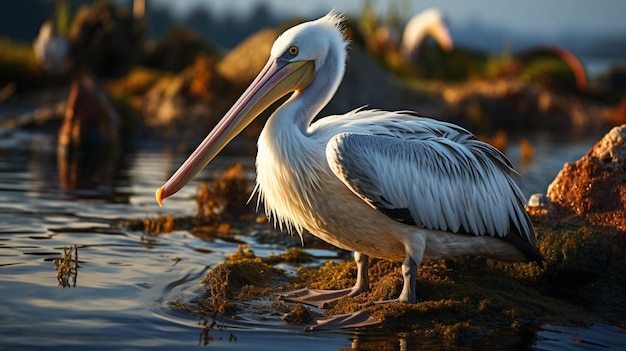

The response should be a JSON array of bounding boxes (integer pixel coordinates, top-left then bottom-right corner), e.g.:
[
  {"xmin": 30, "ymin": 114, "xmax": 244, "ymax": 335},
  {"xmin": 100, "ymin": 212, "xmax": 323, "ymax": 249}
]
[
  {"xmin": 279, "ymin": 252, "xmax": 370, "ymax": 308},
  {"xmin": 279, "ymin": 286, "xmax": 362, "ymax": 309},
  {"xmin": 304, "ymin": 310, "xmax": 379, "ymax": 331},
  {"xmin": 280, "ymin": 252, "xmax": 389, "ymax": 330}
]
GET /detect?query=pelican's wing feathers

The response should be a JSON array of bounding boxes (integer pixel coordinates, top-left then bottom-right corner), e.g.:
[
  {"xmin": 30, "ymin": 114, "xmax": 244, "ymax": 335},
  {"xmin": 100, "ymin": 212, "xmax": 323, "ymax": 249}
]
[{"xmin": 326, "ymin": 115, "xmax": 535, "ymax": 247}]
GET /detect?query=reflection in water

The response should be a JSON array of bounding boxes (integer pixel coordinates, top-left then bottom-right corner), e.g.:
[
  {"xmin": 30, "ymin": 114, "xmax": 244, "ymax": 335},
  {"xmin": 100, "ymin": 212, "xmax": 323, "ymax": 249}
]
[
  {"xmin": 57, "ymin": 75, "xmax": 121, "ymax": 157},
  {"xmin": 57, "ymin": 148, "xmax": 120, "ymax": 197},
  {"xmin": 56, "ymin": 74, "xmax": 123, "ymax": 199}
]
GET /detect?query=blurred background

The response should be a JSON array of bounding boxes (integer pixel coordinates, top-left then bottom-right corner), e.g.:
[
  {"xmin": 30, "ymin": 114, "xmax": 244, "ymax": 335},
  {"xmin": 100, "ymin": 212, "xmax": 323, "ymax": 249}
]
[
  {"xmin": 5, "ymin": 0, "xmax": 626, "ymax": 56},
  {"xmin": 1, "ymin": 0, "xmax": 626, "ymax": 203},
  {"xmin": 1, "ymin": 0, "xmax": 625, "ymax": 144}
]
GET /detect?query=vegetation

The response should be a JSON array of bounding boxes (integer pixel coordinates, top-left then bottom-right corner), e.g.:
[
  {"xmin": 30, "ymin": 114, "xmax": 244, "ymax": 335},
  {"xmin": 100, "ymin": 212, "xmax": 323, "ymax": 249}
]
[
  {"xmin": 0, "ymin": 38, "xmax": 42, "ymax": 88},
  {"xmin": 187, "ymin": 214, "xmax": 624, "ymax": 345},
  {"xmin": 53, "ymin": 244, "xmax": 79, "ymax": 288},
  {"xmin": 1, "ymin": 1, "xmax": 622, "ymax": 346}
]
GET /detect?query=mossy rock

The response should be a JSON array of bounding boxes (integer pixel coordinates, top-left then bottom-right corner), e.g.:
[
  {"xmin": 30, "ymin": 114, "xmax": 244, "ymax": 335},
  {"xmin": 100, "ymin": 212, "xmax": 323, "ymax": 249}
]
[
  {"xmin": 540, "ymin": 226, "xmax": 612, "ymax": 287},
  {"xmin": 279, "ymin": 222, "xmax": 622, "ymax": 340},
  {"xmin": 316, "ymin": 257, "xmax": 581, "ymax": 338},
  {"xmin": 201, "ymin": 259, "xmax": 286, "ymax": 315},
  {"xmin": 184, "ymin": 215, "xmax": 623, "ymax": 344}
]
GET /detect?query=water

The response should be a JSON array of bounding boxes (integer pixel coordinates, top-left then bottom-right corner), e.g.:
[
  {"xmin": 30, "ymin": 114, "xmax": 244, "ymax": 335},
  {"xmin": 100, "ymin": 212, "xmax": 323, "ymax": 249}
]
[{"xmin": 0, "ymin": 127, "xmax": 624, "ymax": 350}]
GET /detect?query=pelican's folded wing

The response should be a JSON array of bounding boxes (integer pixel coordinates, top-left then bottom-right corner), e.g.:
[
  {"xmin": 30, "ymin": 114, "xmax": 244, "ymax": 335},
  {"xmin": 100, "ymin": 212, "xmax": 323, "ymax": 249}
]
[{"xmin": 326, "ymin": 132, "xmax": 534, "ymax": 242}]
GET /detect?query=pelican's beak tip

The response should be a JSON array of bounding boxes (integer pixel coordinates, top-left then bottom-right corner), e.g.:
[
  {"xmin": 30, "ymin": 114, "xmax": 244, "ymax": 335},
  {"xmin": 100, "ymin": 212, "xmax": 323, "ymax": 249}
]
[{"xmin": 155, "ymin": 187, "xmax": 164, "ymax": 207}]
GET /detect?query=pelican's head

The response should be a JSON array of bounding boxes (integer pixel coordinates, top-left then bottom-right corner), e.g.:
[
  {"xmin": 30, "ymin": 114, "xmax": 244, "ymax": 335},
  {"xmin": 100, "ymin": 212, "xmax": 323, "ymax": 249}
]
[
  {"xmin": 400, "ymin": 8, "xmax": 454, "ymax": 60},
  {"xmin": 156, "ymin": 13, "xmax": 347, "ymax": 206},
  {"xmin": 271, "ymin": 13, "xmax": 347, "ymax": 72}
]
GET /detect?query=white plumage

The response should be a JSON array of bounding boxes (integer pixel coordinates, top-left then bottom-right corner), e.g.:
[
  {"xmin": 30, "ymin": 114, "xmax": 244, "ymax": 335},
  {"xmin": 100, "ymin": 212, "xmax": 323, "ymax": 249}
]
[
  {"xmin": 33, "ymin": 20, "xmax": 70, "ymax": 75},
  {"xmin": 401, "ymin": 8, "xmax": 454, "ymax": 59},
  {"xmin": 157, "ymin": 13, "xmax": 543, "ymax": 311}
]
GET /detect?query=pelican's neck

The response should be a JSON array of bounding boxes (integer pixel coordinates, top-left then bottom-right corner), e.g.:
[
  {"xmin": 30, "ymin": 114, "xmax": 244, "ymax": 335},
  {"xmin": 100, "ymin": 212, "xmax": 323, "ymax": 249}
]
[
  {"xmin": 256, "ymin": 44, "xmax": 346, "ymax": 234},
  {"xmin": 273, "ymin": 43, "xmax": 346, "ymax": 134}
]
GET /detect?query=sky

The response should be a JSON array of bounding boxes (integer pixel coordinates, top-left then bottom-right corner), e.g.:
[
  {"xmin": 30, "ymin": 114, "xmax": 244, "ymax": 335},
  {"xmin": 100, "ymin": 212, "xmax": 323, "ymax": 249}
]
[{"xmin": 151, "ymin": 0, "xmax": 626, "ymax": 38}]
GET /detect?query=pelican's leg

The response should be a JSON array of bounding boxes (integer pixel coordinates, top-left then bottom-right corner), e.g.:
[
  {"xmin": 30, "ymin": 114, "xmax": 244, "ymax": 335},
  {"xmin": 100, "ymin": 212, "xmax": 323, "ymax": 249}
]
[
  {"xmin": 279, "ymin": 251, "xmax": 370, "ymax": 308},
  {"xmin": 398, "ymin": 254, "xmax": 417, "ymax": 304},
  {"xmin": 350, "ymin": 252, "xmax": 370, "ymax": 295},
  {"xmin": 371, "ymin": 238, "xmax": 423, "ymax": 305},
  {"xmin": 297, "ymin": 253, "xmax": 421, "ymax": 331},
  {"xmin": 369, "ymin": 253, "xmax": 418, "ymax": 305}
]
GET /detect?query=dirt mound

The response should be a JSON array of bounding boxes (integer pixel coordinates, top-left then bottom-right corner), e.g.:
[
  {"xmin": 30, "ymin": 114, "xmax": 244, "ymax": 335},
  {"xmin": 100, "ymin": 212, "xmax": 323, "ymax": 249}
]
[{"xmin": 547, "ymin": 124, "xmax": 626, "ymax": 233}]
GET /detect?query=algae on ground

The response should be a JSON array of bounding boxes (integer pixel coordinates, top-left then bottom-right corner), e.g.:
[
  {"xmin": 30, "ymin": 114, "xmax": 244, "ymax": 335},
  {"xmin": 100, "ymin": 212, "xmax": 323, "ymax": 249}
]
[
  {"xmin": 263, "ymin": 247, "xmax": 315, "ymax": 265},
  {"xmin": 202, "ymin": 258, "xmax": 285, "ymax": 315},
  {"xmin": 189, "ymin": 219, "xmax": 624, "ymax": 345},
  {"xmin": 283, "ymin": 222, "xmax": 623, "ymax": 342},
  {"xmin": 152, "ymin": 162, "xmax": 624, "ymax": 344}
]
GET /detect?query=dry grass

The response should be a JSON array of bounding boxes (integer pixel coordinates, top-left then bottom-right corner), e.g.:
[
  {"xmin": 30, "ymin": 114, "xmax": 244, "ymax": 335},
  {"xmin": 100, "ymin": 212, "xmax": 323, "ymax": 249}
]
[
  {"xmin": 53, "ymin": 245, "xmax": 79, "ymax": 288},
  {"xmin": 196, "ymin": 163, "xmax": 251, "ymax": 220}
]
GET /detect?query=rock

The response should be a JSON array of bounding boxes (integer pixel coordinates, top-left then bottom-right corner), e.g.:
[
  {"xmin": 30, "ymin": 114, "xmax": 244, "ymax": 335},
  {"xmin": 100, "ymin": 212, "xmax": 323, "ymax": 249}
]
[
  {"xmin": 142, "ymin": 73, "xmax": 189, "ymax": 127},
  {"xmin": 527, "ymin": 193, "xmax": 546, "ymax": 207},
  {"xmin": 546, "ymin": 124, "xmax": 626, "ymax": 233},
  {"xmin": 216, "ymin": 28, "xmax": 280, "ymax": 86},
  {"xmin": 525, "ymin": 193, "xmax": 550, "ymax": 217}
]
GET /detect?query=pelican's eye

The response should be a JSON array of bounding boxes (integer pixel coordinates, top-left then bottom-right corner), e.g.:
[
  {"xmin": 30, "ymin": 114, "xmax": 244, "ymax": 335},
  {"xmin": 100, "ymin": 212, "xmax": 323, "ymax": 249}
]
[{"xmin": 287, "ymin": 45, "xmax": 298, "ymax": 57}]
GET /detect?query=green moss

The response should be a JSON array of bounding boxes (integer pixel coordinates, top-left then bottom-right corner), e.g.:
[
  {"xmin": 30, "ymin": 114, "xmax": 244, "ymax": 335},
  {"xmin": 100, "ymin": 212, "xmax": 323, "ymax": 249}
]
[
  {"xmin": 540, "ymin": 226, "xmax": 611, "ymax": 286},
  {"xmin": 202, "ymin": 259, "xmax": 285, "ymax": 315},
  {"xmin": 291, "ymin": 260, "xmax": 358, "ymax": 290},
  {"xmin": 177, "ymin": 206, "xmax": 623, "ymax": 345},
  {"xmin": 274, "ymin": 222, "xmax": 620, "ymax": 340},
  {"xmin": 519, "ymin": 57, "xmax": 580, "ymax": 92},
  {"xmin": 317, "ymin": 257, "xmax": 582, "ymax": 337},
  {"xmin": 263, "ymin": 247, "xmax": 314, "ymax": 265},
  {"xmin": 282, "ymin": 303, "xmax": 319, "ymax": 325},
  {"xmin": 534, "ymin": 224, "xmax": 622, "ymax": 317}
]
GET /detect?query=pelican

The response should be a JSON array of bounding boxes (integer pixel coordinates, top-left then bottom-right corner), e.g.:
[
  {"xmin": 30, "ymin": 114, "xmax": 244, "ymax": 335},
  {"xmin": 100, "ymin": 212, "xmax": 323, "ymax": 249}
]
[
  {"xmin": 156, "ymin": 13, "xmax": 543, "ymax": 325},
  {"xmin": 399, "ymin": 8, "xmax": 454, "ymax": 60},
  {"xmin": 33, "ymin": 20, "xmax": 70, "ymax": 75},
  {"xmin": 370, "ymin": 8, "xmax": 453, "ymax": 64}
]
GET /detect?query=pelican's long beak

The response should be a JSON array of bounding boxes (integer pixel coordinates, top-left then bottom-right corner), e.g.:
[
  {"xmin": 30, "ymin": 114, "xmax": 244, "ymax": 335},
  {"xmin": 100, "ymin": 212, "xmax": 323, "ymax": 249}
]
[
  {"xmin": 429, "ymin": 21, "xmax": 454, "ymax": 52},
  {"xmin": 156, "ymin": 58, "xmax": 315, "ymax": 206}
]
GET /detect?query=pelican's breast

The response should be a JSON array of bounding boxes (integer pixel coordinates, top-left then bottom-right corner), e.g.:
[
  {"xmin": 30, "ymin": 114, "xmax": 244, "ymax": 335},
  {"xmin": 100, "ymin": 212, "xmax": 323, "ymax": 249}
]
[
  {"xmin": 255, "ymin": 121, "xmax": 328, "ymax": 235},
  {"xmin": 255, "ymin": 115, "xmax": 409, "ymax": 260}
]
